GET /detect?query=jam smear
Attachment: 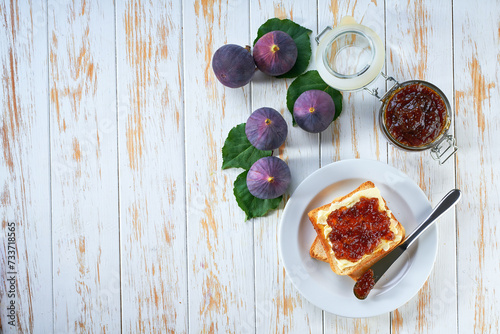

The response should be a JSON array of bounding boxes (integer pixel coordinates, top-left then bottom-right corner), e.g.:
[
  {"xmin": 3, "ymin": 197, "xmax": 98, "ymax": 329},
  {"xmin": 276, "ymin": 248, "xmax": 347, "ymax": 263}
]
[
  {"xmin": 353, "ymin": 269, "xmax": 375, "ymax": 300},
  {"xmin": 326, "ymin": 197, "xmax": 394, "ymax": 262},
  {"xmin": 385, "ymin": 83, "xmax": 447, "ymax": 147}
]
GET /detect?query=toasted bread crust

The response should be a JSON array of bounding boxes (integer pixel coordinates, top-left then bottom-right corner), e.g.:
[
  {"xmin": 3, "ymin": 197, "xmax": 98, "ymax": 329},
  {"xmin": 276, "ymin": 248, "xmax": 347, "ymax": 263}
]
[
  {"xmin": 308, "ymin": 181, "xmax": 405, "ymax": 280},
  {"xmin": 310, "ymin": 236, "xmax": 329, "ymax": 262}
]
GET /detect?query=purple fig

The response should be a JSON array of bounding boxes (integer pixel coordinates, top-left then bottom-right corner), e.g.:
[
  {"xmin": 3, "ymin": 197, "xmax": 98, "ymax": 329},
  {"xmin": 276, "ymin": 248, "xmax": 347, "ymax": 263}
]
[
  {"xmin": 293, "ymin": 90, "xmax": 335, "ymax": 133},
  {"xmin": 253, "ymin": 31, "xmax": 298, "ymax": 76},
  {"xmin": 245, "ymin": 107, "xmax": 288, "ymax": 150},
  {"xmin": 212, "ymin": 44, "xmax": 256, "ymax": 88},
  {"xmin": 247, "ymin": 157, "xmax": 291, "ymax": 199}
]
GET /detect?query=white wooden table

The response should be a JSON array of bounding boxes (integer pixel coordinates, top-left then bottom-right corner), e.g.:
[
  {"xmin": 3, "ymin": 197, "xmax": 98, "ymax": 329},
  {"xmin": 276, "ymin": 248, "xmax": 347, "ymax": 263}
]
[{"xmin": 1, "ymin": 0, "xmax": 498, "ymax": 333}]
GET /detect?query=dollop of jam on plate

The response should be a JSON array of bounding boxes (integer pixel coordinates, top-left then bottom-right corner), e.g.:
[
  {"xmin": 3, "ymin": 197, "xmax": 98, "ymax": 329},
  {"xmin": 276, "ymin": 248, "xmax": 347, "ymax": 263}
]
[{"xmin": 353, "ymin": 269, "xmax": 375, "ymax": 300}]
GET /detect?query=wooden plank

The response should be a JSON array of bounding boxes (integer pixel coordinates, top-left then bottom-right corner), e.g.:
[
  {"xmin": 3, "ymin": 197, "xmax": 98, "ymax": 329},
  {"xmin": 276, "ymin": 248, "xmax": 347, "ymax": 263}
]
[
  {"xmin": 49, "ymin": 0, "xmax": 120, "ymax": 332},
  {"xmin": 386, "ymin": 0, "xmax": 457, "ymax": 333},
  {"xmin": 0, "ymin": 0, "xmax": 52, "ymax": 332},
  {"xmin": 318, "ymin": 0, "xmax": 390, "ymax": 332},
  {"xmin": 183, "ymin": 0, "xmax": 255, "ymax": 332},
  {"xmin": 116, "ymin": 0, "xmax": 188, "ymax": 332},
  {"xmin": 453, "ymin": 0, "xmax": 500, "ymax": 333},
  {"xmin": 250, "ymin": 1, "xmax": 323, "ymax": 333}
]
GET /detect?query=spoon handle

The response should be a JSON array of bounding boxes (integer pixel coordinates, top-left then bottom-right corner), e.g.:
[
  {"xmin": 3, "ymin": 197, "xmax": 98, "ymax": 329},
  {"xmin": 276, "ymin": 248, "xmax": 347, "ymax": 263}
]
[{"xmin": 401, "ymin": 189, "xmax": 462, "ymax": 250}]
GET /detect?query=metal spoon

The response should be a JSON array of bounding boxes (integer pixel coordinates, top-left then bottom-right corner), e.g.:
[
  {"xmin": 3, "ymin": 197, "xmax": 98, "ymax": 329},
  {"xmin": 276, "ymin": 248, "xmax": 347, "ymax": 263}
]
[{"xmin": 353, "ymin": 189, "xmax": 462, "ymax": 300}]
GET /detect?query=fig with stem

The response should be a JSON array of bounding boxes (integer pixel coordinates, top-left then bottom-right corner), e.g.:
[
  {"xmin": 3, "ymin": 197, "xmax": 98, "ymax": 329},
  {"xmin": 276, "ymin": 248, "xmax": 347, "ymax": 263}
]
[
  {"xmin": 245, "ymin": 107, "xmax": 288, "ymax": 150},
  {"xmin": 293, "ymin": 90, "xmax": 335, "ymax": 133},
  {"xmin": 212, "ymin": 44, "xmax": 256, "ymax": 88},
  {"xmin": 247, "ymin": 156, "xmax": 291, "ymax": 199},
  {"xmin": 253, "ymin": 31, "xmax": 297, "ymax": 76}
]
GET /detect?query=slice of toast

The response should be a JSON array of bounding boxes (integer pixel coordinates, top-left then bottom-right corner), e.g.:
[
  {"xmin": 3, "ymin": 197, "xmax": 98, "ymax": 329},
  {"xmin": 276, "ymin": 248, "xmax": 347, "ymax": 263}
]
[
  {"xmin": 310, "ymin": 236, "xmax": 329, "ymax": 262},
  {"xmin": 308, "ymin": 181, "xmax": 405, "ymax": 280},
  {"xmin": 310, "ymin": 236, "xmax": 396, "ymax": 280},
  {"xmin": 310, "ymin": 236, "xmax": 370, "ymax": 279}
]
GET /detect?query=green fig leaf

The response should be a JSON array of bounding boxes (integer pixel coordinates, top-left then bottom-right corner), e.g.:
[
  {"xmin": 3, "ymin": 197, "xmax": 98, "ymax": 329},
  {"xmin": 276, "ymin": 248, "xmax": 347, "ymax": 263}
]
[
  {"xmin": 233, "ymin": 170, "xmax": 283, "ymax": 220},
  {"xmin": 222, "ymin": 123, "xmax": 272, "ymax": 170},
  {"xmin": 254, "ymin": 18, "xmax": 312, "ymax": 79},
  {"xmin": 286, "ymin": 70, "xmax": 343, "ymax": 125}
]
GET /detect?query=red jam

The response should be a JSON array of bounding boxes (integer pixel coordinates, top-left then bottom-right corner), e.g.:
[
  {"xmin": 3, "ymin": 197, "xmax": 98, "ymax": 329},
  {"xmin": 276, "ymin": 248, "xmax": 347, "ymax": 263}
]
[
  {"xmin": 354, "ymin": 269, "xmax": 375, "ymax": 300},
  {"xmin": 326, "ymin": 197, "xmax": 394, "ymax": 262},
  {"xmin": 385, "ymin": 83, "xmax": 447, "ymax": 147}
]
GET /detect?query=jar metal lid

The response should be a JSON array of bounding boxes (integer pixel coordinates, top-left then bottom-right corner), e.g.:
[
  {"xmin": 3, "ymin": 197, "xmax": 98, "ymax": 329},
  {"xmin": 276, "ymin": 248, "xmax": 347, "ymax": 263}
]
[{"xmin": 315, "ymin": 17, "xmax": 385, "ymax": 91}]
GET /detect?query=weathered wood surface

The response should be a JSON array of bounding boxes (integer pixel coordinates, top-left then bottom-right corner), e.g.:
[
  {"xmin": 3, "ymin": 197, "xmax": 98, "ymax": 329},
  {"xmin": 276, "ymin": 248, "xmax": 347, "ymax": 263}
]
[
  {"xmin": 454, "ymin": 0, "xmax": 500, "ymax": 333},
  {"xmin": 184, "ymin": 0, "xmax": 256, "ymax": 332},
  {"xmin": 116, "ymin": 1, "xmax": 187, "ymax": 332},
  {"xmin": 0, "ymin": 1, "xmax": 52, "ymax": 332},
  {"xmin": 0, "ymin": 0, "xmax": 498, "ymax": 333},
  {"xmin": 49, "ymin": 0, "xmax": 120, "ymax": 332}
]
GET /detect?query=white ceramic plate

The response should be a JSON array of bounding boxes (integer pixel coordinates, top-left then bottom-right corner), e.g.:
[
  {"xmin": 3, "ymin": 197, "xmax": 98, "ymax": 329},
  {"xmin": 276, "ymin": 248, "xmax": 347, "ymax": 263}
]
[{"xmin": 278, "ymin": 159, "xmax": 437, "ymax": 318}]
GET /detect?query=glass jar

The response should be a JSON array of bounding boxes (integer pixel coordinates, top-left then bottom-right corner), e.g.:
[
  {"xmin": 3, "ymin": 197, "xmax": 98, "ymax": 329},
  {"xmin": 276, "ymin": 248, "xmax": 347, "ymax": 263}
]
[
  {"xmin": 315, "ymin": 16, "xmax": 385, "ymax": 91},
  {"xmin": 377, "ymin": 78, "xmax": 456, "ymax": 164},
  {"xmin": 315, "ymin": 17, "xmax": 457, "ymax": 164}
]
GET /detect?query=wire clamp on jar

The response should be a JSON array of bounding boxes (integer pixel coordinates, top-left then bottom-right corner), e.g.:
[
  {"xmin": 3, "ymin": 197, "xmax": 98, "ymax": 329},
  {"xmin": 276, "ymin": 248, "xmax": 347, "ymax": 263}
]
[
  {"xmin": 315, "ymin": 26, "xmax": 332, "ymax": 45},
  {"xmin": 430, "ymin": 135, "xmax": 458, "ymax": 165},
  {"xmin": 363, "ymin": 72, "xmax": 399, "ymax": 101}
]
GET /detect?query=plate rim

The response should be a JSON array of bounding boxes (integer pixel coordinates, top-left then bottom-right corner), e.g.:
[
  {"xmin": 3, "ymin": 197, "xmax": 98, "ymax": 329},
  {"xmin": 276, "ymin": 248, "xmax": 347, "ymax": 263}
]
[{"xmin": 278, "ymin": 158, "xmax": 438, "ymax": 318}]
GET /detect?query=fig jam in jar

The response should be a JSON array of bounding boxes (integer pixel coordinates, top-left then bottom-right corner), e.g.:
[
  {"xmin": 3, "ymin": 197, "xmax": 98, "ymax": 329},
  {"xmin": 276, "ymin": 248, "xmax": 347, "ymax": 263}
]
[
  {"xmin": 379, "ymin": 80, "xmax": 452, "ymax": 154},
  {"xmin": 384, "ymin": 83, "xmax": 447, "ymax": 147}
]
